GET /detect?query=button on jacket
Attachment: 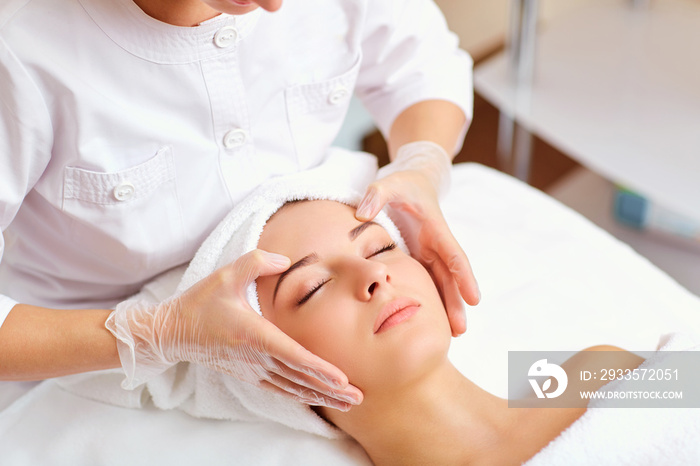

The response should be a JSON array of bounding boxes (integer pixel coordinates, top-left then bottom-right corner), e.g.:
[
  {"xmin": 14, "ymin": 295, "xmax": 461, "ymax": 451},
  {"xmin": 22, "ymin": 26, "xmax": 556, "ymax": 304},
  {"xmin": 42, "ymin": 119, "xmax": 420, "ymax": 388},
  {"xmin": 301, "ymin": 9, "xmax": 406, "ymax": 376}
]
[{"xmin": 0, "ymin": 0, "xmax": 473, "ymax": 326}]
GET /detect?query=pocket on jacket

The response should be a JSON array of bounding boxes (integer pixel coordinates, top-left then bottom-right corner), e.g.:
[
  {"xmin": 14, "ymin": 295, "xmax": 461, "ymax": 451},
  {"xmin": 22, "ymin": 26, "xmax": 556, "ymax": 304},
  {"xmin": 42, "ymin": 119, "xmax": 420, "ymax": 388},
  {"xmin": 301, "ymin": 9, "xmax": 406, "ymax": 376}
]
[
  {"xmin": 62, "ymin": 146, "xmax": 187, "ymax": 274},
  {"xmin": 285, "ymin": 54, "xmax": 362, "ymax": 169}
]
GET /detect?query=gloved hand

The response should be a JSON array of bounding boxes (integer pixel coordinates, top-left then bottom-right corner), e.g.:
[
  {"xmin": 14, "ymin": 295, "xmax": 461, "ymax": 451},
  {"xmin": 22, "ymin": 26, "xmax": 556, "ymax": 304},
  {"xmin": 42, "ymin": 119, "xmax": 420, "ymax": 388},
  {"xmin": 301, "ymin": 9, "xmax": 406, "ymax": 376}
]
[
  {"xmin": 105, "ymin": 249, "xmax": 363, "ymax": 411},
  {"xmin": 356, "ymin": 141, "xmax": 480, "ymax": 336}
]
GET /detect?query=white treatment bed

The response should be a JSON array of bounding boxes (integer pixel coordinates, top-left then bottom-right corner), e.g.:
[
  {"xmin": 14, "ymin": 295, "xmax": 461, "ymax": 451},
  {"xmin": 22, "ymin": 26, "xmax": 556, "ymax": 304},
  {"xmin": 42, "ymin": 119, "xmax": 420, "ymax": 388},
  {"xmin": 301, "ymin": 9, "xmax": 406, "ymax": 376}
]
[{"xmin": 1, "ymin": 162, "xmax": 698, "ymax": 465}]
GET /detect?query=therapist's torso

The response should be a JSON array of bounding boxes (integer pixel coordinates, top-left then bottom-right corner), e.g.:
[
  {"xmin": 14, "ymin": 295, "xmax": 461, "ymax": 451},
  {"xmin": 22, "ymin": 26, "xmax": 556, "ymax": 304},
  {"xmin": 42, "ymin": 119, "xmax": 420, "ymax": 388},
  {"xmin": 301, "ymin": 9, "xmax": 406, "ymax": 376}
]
[{"xmin": 0, "ymin": 0, "xmax": 472, "ymax": 310}]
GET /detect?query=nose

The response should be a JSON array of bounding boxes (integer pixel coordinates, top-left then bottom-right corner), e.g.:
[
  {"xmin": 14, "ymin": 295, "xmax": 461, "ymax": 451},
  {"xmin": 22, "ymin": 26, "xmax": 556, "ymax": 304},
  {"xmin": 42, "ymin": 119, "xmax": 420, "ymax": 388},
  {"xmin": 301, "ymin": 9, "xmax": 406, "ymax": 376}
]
[{"xmin": 350, "ymin": 258, "xmax": 390, "ymax": 301}]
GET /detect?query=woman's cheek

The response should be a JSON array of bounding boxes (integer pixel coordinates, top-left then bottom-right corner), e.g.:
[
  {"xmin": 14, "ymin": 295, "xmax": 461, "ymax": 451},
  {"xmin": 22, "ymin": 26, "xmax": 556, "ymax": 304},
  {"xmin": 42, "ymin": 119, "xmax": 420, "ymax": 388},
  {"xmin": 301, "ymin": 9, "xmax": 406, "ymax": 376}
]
[
  {"xmin": 402, "ymin": 258, "xmax": 443, "ymax": 300},
  {"xmin": 301, "ymin": 298, "xmax": 365, "ymax": 377}
]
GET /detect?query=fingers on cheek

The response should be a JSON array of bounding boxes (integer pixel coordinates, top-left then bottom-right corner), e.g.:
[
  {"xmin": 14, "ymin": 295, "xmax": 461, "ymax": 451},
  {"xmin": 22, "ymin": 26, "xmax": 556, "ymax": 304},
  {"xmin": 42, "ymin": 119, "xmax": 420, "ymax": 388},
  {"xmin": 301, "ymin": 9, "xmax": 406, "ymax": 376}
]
[
  {"xmin": 430, "ymin": 231, "xmax": 480, "ymax": 305},
  {"xmin": 442, "ymin": 272, "xmax": 464, "ymax": 314},
  {"xmin": 446, "ymin": 252, "xmax": 475, "ymax": 292},
  {"xmin": 270, "ymin": 367, "xmax": 361, "ymax": 405},
  {"xmin": 417, "ymin": 220, "xmax": 446, "ymax": 253},
  {"xmin": 269, "ymin": 355, "xmax": 337, "ymax": 390},
  {"xmin": 259, "ymin": 379, "xmax": 352, "ymax": 412},
  {"xmin": 429, "ymin": 259, "xmax": 466, "ymax": 334},
  {"xmin": 446, "ymin": 254, "xmax": 480, "ymax": 306},
  {"xmin": 258, "ymin": 327, "xmax": 356, "ymax": 395},
  {"xmin": 418, "ymin": 246, "xmax": 439, "ymax": 266},
  {"xmin": 427, "ymin": 259, "xmax": 449, "ymax": 304}
]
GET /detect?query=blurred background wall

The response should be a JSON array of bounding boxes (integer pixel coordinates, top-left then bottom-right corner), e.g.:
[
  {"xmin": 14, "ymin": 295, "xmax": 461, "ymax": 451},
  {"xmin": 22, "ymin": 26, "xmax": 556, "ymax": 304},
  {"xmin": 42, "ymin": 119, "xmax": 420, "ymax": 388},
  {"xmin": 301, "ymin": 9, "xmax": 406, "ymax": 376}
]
[{"xmin": 360, "ymin": 0, "xmax": 591, "ymax": 191}]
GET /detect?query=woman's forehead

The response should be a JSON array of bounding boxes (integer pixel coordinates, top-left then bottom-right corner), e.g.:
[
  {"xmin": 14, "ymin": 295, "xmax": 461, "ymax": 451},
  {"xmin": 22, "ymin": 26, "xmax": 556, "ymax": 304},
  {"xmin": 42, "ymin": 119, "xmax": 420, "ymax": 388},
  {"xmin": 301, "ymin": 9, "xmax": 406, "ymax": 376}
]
[
  {"xmin": 262, "ymin": 200, "xmax": 354, "ymax": 237},
  {"xmin": 266, "ymin": 200, "xmax": 355, "ymax": 231},
  {"xmin": 259, "ymin": 200, "xmax": 383, "ymax": 253}
]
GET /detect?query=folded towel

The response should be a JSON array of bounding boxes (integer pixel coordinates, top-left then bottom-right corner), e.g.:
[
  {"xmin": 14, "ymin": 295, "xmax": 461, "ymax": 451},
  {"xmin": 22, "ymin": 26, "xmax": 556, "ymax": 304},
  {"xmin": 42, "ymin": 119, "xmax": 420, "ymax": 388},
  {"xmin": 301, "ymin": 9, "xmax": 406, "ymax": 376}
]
[
  {"xmin": 524, "ymin": 333, "xmax": 700, "ymax": 466},
  {"xmin": 59, "ymin": 148, "xmax": 408, "ymax": 439}
]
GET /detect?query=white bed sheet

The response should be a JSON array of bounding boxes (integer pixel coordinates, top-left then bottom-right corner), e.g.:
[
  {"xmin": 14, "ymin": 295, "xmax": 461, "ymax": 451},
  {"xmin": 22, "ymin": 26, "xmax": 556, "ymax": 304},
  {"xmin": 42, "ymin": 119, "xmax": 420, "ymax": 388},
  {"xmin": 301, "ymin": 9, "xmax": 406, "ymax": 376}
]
[{"xmin": 1, "ymin": 162, "xmax": 698, "ymax": 465}]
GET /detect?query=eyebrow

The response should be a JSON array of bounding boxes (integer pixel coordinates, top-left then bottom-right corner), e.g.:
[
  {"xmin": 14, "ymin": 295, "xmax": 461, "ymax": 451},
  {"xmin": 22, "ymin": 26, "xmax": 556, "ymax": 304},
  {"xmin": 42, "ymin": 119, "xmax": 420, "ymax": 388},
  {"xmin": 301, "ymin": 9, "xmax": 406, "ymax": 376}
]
[
  {"xmin": 272, "ymin": 221, "xmax": 380, "ymax": 304},
  {"xmin": 273, "ymin": 253, "xmax": 319, "ymax": 304},
  {"xmin": 348, "ymin": 221, "xmax": 379, "ymax": 241}
]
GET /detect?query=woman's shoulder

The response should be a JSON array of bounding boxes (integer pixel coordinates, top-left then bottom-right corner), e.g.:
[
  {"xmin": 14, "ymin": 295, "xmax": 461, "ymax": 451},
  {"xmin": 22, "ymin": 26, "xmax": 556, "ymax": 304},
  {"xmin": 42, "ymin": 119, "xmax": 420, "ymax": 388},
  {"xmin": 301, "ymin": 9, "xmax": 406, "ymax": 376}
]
[
  {"xmin": 565, "ymin": 345, "xmax": 645, "ymax": 376},
  {"xmin": 580, "ymin": 344, "xmax": 626, "ymax": 352}
]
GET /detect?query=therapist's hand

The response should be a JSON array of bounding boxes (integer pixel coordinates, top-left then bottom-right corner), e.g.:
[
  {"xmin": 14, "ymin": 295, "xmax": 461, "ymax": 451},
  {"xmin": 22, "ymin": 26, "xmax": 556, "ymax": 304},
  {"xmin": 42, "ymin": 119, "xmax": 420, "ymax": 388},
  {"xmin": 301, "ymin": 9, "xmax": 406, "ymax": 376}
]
[
  {"xmin": 356, "ymin": 141, "xmax": 480, "ymax": 337},
  {"xmin": 106, "ymin": 249, "xmax": 362, "ymax": 411}
]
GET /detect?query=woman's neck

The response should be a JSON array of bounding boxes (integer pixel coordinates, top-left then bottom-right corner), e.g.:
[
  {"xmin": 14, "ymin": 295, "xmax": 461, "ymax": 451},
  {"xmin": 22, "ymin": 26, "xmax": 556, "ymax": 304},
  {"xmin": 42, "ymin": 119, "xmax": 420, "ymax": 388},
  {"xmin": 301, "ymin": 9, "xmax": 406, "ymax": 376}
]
[
  {"xmin": 332, "ymin": 361, "xmax": 524, "ymax": 466},
  {"xmin": 132, "ymin": 0, "xmax": 221, "ymax": 27}
]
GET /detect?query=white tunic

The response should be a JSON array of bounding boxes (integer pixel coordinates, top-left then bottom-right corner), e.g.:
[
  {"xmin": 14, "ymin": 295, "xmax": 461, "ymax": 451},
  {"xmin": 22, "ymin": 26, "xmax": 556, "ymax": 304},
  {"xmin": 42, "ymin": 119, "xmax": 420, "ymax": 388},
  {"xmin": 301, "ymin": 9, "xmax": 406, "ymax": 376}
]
[{"xmin": 0, "ymin": 0, "xmax": 473, "ymax": 325}]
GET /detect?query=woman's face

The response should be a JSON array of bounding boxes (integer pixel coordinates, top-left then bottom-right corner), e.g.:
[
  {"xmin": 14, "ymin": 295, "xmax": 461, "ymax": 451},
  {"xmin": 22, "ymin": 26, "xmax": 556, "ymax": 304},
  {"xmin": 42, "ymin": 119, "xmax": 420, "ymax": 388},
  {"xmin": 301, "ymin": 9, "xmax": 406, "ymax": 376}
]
[{"xmin": 257, "ymin": 200, "xmax": 452, "ymax": 394}]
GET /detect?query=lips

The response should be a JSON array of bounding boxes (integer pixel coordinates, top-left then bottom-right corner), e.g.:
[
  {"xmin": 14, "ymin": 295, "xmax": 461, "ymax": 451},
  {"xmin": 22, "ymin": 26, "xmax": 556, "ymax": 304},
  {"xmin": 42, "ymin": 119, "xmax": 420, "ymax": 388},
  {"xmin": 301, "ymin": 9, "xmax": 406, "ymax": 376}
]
[{"xmin": 374, "ymin": 297, "xmax": 421, "ymax": 334}]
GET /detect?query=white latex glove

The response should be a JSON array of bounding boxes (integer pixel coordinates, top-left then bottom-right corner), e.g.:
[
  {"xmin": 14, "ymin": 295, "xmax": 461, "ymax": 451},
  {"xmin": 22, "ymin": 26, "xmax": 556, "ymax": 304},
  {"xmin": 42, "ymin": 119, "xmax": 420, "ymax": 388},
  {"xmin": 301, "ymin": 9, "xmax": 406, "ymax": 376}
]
[
  {"xmin": 106, "ymin": 249, "xmax": 363, "ymax": 411},
  {"xmin": 356, "ymin": 141, "xmax": 480, "ymax": 336}
]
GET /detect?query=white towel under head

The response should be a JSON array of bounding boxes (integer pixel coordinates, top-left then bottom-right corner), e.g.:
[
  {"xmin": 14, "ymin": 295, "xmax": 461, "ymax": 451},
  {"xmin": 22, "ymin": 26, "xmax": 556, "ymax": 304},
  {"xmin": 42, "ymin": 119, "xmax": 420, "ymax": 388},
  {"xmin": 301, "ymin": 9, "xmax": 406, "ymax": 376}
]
[{"xmin": 86, "ymin": 149, "xmax": 407, "ymax": 439}]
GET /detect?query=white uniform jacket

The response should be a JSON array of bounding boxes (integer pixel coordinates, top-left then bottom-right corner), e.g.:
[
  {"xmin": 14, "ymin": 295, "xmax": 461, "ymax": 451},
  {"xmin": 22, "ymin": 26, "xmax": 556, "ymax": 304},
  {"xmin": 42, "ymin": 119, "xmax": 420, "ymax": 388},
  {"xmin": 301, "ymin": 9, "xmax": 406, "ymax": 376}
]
[{"xmin": 0, "ymin": 0, "xmax": 473, "ymax": 326}]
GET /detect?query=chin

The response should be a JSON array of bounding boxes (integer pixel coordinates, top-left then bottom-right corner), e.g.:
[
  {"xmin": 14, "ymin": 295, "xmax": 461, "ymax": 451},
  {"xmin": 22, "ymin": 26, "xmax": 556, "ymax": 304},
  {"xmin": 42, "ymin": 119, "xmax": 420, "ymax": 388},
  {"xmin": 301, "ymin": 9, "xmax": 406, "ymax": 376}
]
[
  {"xmin": 398, "ymin": 328, "xmax": 450, "ymax": 379},
  {"xmin": 211, "ymin": 0, "xmax": 259, "ymax": 14},
  {"xmin": 367, "ymin": 312, "xmax": 452, "ymax": 391}
]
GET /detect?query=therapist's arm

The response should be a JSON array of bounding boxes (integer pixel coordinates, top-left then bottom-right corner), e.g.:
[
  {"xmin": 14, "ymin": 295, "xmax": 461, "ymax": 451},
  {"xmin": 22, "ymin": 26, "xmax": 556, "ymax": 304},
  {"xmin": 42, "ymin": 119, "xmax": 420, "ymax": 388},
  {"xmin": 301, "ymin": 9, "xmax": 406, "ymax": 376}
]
[
  {"xmin": 387, "ymin": 99, "xmax": 467, "ymax": 160},
  {"xmin": 0, "ymin": 304, "xmax": 119, "ymax": 380}
]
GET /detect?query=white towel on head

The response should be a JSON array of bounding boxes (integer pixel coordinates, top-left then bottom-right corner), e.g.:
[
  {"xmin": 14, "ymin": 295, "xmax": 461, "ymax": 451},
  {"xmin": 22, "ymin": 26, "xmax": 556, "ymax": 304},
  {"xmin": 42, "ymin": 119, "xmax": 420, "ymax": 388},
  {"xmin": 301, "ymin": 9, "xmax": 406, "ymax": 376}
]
[{"xmin": 59, "ymin": 148, "xmax": 408, "ymax": 439}]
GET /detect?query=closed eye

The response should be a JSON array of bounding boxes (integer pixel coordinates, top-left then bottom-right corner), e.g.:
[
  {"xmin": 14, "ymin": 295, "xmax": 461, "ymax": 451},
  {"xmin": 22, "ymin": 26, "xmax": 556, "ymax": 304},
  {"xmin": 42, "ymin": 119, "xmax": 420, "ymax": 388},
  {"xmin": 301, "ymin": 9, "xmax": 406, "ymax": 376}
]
[
  {"xmin": 368, "ymin": 241, "xmax": 397, "ymax": 258},
  {"xmin": 297, "ymin": 279, "xmax": 329, "ymax": 306}
]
